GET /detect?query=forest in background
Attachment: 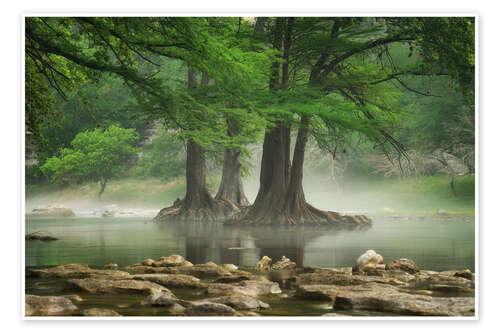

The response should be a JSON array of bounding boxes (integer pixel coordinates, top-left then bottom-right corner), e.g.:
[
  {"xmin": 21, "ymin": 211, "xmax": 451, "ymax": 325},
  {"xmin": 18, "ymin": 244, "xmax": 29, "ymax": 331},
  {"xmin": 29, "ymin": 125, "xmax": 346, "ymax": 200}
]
[{"xmin": 25, "ymin": 17, "xmax": 475, "ymax": 222}]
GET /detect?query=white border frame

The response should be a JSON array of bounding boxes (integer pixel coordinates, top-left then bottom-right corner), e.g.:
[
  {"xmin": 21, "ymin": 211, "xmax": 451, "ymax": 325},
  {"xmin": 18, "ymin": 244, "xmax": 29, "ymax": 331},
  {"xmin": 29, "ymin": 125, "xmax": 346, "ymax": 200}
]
[{"xmin": 20, "ymin": 12, "xmax": 479, "ymax": 321}]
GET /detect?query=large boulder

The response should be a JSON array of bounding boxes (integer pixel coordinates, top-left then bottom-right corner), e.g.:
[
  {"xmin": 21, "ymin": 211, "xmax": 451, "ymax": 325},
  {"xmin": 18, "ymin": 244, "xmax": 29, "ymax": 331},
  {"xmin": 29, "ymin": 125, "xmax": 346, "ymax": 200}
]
[
  {"xmin": 81, "ymin": 308, "xmax": 121, "ymax": 316},
  {"xmin": 454, "ymin": 269, "xmax": 475, "ymax": 281},
  {"xmin": 28, "ymin": 263, "xmax": 132, "ymax": 280},
  {"xmin": 353, "ymin": 250, "xmax": 384, "ymax": 274},
  {"xmin": 385, "ymin": 258, "xmax": 420, "ymax": 274},
  {"xmin": 295, "ymin": 284, "xmax": 339, "ymax": 301},
  {"xmin": 190, "ymin": 295, "xmax": 269, "ymax": 310},
  {"xmin": 25, "ymin": 295, "xmax": 78, "ymax": 316},
  {"xmin": 254, "ymin": 256, "xmax": 272, "ymax": 271},
  {"xmin": 132, "ymin": 274, "xmax": 207, "ymax": 289},
  {"xmin": 27, "ymin": 206, "xmax": 75, "ymax": 217},
  {"xmin": 64, "ymin": 278, "xmax": 172, "ymax": 295},
  {"xmin": 184, "ymin": 303, "xmax": 240, "ymax": 316},
  {"xmin": 271, "ymin": 256, "xmax": 297, "ymax": 270},
  {"xmin": 332, "ymin": 283, "xmax": 474, "ymax": 316}
]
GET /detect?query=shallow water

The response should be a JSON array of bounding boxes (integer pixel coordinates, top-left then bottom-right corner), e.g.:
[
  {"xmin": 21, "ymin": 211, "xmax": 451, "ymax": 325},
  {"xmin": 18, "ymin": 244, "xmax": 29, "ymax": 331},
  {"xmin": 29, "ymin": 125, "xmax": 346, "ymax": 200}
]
[{"xmin": 25, "ymin": 216, "xmax": 475, "ymax": 272}]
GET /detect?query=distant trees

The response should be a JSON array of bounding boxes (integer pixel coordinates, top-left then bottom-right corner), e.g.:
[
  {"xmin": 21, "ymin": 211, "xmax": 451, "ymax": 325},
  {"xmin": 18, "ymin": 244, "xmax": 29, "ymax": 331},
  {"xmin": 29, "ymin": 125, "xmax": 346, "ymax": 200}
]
[{"xmin": 41, "ymin": 125, "xmax": 138, "ymax": 198}]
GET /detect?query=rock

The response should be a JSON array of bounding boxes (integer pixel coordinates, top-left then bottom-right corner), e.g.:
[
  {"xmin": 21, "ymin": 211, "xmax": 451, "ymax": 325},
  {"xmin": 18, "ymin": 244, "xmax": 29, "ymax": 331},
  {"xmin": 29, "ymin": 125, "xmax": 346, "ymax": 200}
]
[
  {"xmin": 28, "ymin": 264, "xmax": 132, "ymax": 280},
  {"xmin": 81, "ymin": 308, "xmax": 121, "ymax": 316},
  {"xmin": 214, "ymin": 275, "xmax": 251, "ymax": 284},
  {"xmin": 386, "ymin": 258, "xmax": 420, "ymax": 274},
  {"xmin": 153, "ymin": 254, "xmax": 193, "ymax": 267},
  {"xmin": 206, "ymin": 280, "xmax": 281, "ymax": 298},
  {"xmin": 25, "ymin": 295, "xmax": 78, "ymax": 316},
  {"xmin": 132, "ymin": 274, "xmax": 207, "ymax": 289},
  {"xmin": 292, "ymin": 271, "xmax": 408, "ymax": 287},
  {"xmin": 353, "ymin": 250, "xmax": 384, "ymax": 274},
  {"xmin": 64, "ymin": 278, "xmax": 173, "ymax": 295},
  {"xmin": 295, "ymin": 284, "xmax": 338, "ymax": 301},
  {"xmin": 221, "ymin": 263, "xmax": 238, "ymax": 272},
  {"xmin": 101, "ymin": 210, "xmax": 115, "ymax": 217},
  {"xmin": 427, "ymin": 284, "xmax": 475, "ymax": 296},
  {"xmin": 191, "ymin": 295, "xmax": 269, "ymax": 310},
  {"xmin": 254, "ymin": 256, "xmax": 272, "ymax": 271},
  {"xmin": 438, "ymin": 209, "xmax": 447, "ymax": 216},
  {"xmin": 184, "ymin": 302, "xmax": 240, "ymax": 316},
  {"xmin": 144, "ymin": 292, "xmax": 186, "ymax": 314},
  {"xmin": 332, "ymin": 283, "xmax": 474, "ymax": 316},
  {"xmin": 127, "ymin": 263, "xmax": 231, "ymax": 279},
  {"xmin": 27, "ymin": 206, "xmax": 75, "ymax": 217},
  {"xmin": 142, "ymin": 258, "xmax": 155, "ymax": 266},
  {"xmin": 104, "ymin": 263, "xmax": 118, "ymax": 269},
  {"xmin": 271, "ymin": 256, "xmax": 297, "ymax": 270},
  {"xmin": 454, "ymin": 269, "xmax": 474, "ymax": 280},
  {"xmin": 25, "ymin": 233, "xmax": 58, "ymax": 241},
  {"xmin": 322, "ymin": 313, "xmax": 351, "ymax": 317}
]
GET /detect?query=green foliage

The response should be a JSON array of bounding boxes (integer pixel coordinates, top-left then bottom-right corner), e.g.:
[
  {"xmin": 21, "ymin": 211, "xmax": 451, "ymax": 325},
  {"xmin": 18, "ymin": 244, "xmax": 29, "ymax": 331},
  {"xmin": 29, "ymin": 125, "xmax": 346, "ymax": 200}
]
[
  {"xmin": 133, "ymin": 130, "xmax": 186, "ymax": 181},
  {"xmin": 41, "ymin": 125, "xmax": 139, "ymax": 185}
]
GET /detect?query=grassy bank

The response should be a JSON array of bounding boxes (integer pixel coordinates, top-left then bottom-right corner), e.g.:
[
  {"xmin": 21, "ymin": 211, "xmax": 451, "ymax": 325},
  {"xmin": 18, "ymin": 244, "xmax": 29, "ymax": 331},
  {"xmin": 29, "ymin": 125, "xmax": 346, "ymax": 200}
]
[{"xmin": 26, "ymin": 174, "xmax": 475, "ymax": 216}]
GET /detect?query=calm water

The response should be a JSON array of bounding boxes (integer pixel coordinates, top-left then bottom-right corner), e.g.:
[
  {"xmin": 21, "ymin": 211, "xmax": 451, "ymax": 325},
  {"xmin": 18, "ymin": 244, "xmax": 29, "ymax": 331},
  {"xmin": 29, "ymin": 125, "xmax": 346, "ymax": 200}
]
[{"xmin": 25, "ymin": 217, "xmax": 475, "ymax": 272}]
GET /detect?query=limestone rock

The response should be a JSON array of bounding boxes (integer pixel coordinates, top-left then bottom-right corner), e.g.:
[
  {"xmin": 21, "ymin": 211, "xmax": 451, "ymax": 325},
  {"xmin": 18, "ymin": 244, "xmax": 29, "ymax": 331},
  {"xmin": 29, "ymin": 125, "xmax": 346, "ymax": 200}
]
[
  {"xmin": 28, "ymin": 264, "xmax": 132, "ymax": 280},
  {"xmin": 104, "ymin": 263, "xmax": 118, "ymax": 269},
  {"xmin": 332, "ymin": 283, "xmax": 474, "ymax": 316},
  {"xmin": 81, "ymin": 308, "xmax": 121, "ymax": 316},
  {"xmin": 353, "ymin": 250, "xmax": 384, "ymax": 274},
  {"xmin": 184, "ymin": 302, "xmax": 240, "ymax": 316},
  {"xmin": 386, "ymin": 258, "xmax": 420, "ymax": 274},
  {"xmin": 27, "ymin": 206, "xmax": 75, "ymax": 217},
  {"xmin": 454, "ymin": 269, "xmax": 474, "ymax": 280},
  {"xmin": 191, "ymin": 295, "xmax": 269, "ymax": 310},
  {"xmin": 64, "ymin": 278, "xmax": 172, "ymax": 295},
  {"xmin": 206, "ymin": 280, "xmax": 281, "ymax": 298},
  {"xmin": 254, "ymin": 256, "xmax": 272, "ymax": 271},
  {"xmin": 271, "ymin": 256, "xmax": 297, "ymax": 270},
  {"xmin": 153, "ymin": 254, "xmax": 193, "ymax": 267},
  {"xmin": 132, "ymin": 274, "xmax": 207, "ymax": 289},
  {"xmin": 295, "ymin": 284, "xmax": 339, "ymax": 301},
  {"xmin": 221, "ymin": 263, "xmax": 238, "ymax": 272},
  {"xmin": 25, "ymin": 295, "xmax": 78, "ymax": 316}
]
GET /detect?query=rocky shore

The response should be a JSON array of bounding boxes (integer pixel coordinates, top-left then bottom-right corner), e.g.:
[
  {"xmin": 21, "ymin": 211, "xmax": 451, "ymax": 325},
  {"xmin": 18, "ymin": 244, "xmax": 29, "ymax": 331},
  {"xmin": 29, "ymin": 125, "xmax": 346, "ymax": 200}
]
[{"xmin": 25, "ymin": 251, "xmax": 475, "ymax": 317}]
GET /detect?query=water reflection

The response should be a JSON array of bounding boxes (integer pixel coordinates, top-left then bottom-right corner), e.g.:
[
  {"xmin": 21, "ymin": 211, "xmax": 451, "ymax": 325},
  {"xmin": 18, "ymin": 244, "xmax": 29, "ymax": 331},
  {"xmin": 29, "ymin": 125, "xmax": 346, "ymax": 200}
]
[{"xmin": 25, "ymin": 217, "xmax": 474, "ymax": 272}]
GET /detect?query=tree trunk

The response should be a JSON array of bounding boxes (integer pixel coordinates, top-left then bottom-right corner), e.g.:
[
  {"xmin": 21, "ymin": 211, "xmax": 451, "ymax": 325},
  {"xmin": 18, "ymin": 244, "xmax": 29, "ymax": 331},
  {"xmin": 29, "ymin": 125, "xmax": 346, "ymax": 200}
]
[
  {"xmin": 215, "ymin": 119, "xmax": 250, "ymax": 206},
  {"xmin": 98, "ymin": 178, "xmax": 106, "ymax": 200},
  {"xmin": 154, "ymin": 69, "xmax": 239, "ymax": 222}
]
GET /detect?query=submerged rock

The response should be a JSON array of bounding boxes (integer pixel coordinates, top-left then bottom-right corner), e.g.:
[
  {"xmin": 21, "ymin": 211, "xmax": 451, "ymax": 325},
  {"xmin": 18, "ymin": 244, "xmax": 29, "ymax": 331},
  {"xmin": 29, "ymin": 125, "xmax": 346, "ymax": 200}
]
[
  {"xmin": 190, "ymin": 295, "xmax": 269, "ymax": 310},
  {"xmin": 206, "ymin": 280, "xmax": 281, "ymax": 298},
  {"xmin": 81, "ymin": 308, "xmax": 121, "ymax": 316},
  {"xmin": 64, "ymin": 278, "xmax": 172, "ymax": 295},
  {"xmin": 25, "ymin": 294, "xmax": 78, "ymax": 316},
  {"xmin": 254, "ymin": 256, "xmax": 272, "ymax": 271},
  {"xmin": 27, "ymin": 206, "xmax": 75, "ymax": 218},
  {"xmin": 144, "ymin": 292, "xmax": 186, "ymax": 314},
  {"xmin": 127, "ymin": 263, "xmax": 231, "ymax": 279},
  {"xmin": 133, "ymin": 274, "xmax": 207, "ymax": 289},
  {"xmin": 386, "ymin": 258, "xmax": 420, "ymax": 274},
  {"xmin": 292, "ymin": 271, "xmax": 408, "ymax": 287},
  {"xmin": 184, "ymin": 302, "xmax": 240, "ymax": 316},
  {"xmin": 271, "ymin": 256, "xmax": 297, "ymax": 270},
  {"xmin": 295, "ymin": 284, "xmax": 338, "ymax": 301}
]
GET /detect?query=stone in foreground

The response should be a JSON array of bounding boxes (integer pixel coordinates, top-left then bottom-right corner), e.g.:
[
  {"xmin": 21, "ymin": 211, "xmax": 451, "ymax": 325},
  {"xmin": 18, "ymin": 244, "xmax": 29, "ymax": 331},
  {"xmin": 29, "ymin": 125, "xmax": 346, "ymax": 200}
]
[
  {"xmin": 25, "ymin": 295, "xmax": 78, "ymax": 316},
  {"xmin": 64, "ymin": 278, "xmax": 173, "ymax": 295},
  {"xmin": 81, "ymin": 308, "xmax": 121, "ymax": 316}
]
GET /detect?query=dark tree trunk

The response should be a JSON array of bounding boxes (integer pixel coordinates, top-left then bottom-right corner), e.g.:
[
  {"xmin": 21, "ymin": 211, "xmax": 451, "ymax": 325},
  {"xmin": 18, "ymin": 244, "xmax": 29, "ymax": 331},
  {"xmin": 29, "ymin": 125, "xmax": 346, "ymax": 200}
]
[
  {"xmin": 154, "ymin": 69, "xmax": 238, "ymax": 222},
  {"xmin": 98, "ymin": 178, "xmax": 106, "ymax": 200},
  {"xmin": 215, "ymin": 119, "xmax": 250, "ymax": 206}
]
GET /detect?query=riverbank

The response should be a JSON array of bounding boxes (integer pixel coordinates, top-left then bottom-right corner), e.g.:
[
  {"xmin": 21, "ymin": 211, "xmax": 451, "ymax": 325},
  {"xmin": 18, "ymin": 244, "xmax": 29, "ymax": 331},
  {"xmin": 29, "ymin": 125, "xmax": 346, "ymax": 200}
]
[
  {"xmin": 26, "ymin": 174, "xmax": 475, "ymax": 217},
  {"xmin": 25, "ymin": 253, "xmax": 475, "ymax": 317}
]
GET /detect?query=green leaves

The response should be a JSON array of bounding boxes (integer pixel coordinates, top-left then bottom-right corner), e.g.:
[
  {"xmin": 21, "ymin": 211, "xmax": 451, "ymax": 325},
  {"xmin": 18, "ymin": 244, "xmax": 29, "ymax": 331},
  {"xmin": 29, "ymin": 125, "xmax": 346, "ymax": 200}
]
[{"xmin": 41, "ymin": 125, "xmax": 139, "ymax": 184}]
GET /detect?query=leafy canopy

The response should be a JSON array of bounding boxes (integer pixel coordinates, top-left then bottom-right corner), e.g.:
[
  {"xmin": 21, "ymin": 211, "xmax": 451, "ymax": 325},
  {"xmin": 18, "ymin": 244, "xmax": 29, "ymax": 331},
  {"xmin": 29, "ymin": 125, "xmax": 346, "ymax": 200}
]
[{"xmin": 41, "ymin": 125, "xmax": 139, "ymax": 184}]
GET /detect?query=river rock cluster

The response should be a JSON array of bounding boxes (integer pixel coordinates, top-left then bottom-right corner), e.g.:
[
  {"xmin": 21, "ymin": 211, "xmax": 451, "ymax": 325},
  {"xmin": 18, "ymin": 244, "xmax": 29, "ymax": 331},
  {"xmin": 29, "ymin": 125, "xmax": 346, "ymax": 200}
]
[{"xmin": 25, "ymin": 251, "xmax": 475, "ymax": 317}]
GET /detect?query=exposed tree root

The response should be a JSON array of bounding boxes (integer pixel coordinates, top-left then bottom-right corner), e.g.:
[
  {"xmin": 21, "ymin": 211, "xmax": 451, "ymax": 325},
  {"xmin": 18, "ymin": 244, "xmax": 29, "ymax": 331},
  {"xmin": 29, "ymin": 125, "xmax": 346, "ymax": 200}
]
[{"xmin": 153, "ymin": 197, "xmax": 242, "ymax": 223}]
